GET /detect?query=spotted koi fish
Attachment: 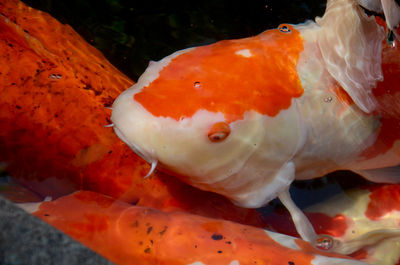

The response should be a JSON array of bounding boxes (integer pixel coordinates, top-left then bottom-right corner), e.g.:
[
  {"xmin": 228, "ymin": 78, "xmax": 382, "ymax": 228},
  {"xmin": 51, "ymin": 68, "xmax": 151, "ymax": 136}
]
[
  {"xmin": 111, "ymin": 0, "xmax": 400, "ymax": 248},
  {"xmin": 28, "ymin": 190, "xmax": 369, "ymax": 265}
]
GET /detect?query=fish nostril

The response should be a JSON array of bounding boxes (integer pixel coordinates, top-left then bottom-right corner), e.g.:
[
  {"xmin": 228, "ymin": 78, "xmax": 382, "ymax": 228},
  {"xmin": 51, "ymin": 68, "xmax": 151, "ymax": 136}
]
[
  {"xmin": 193, "ymin": 81, "xmax": 202, "ymax": 89},
  {"xmin": 278, "ymin": 24, "xmax": 291, "ymax": 33},
  {"xmin": 208, "ymin": 122, "xmax": 231, "ymax": 142}
]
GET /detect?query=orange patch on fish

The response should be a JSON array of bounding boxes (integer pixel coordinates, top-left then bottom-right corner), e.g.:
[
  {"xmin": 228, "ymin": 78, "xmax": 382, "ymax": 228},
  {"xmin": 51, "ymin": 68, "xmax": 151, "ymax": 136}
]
[
  {"xmin": 365, "ymin": 184, "xmax": 400, "ymax": 220},
  {"xmin": 134, "ymin": 24, "xmax": 304, "ymax": 123}
]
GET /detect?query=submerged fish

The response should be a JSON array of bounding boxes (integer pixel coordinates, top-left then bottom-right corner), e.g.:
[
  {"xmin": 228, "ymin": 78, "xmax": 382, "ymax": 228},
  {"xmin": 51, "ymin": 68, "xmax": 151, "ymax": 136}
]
[
  {"xmin": 305, "ymin": 184, "xmax": 400, "ymax": 265},
  {"xmin": 111, "ymin": 0, "xmax": 400, "ymax": 248},
  {"xmin": 30, "ymin": 190, "xmax": 369, "ymax": 265},
  {"xmin": 265, "ymin": 183, "xmax": 400, "ymax": 265}
]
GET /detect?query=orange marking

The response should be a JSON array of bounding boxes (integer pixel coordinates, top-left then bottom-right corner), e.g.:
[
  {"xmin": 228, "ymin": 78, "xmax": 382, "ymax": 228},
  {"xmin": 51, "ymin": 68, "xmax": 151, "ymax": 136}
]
[
  {"xmin": 365, "ymin": 184, "xmax": 400, "ymax": 220},
  {"xmin": 134, "ymin": 24, "xmax": 304, "ymax": 123}
]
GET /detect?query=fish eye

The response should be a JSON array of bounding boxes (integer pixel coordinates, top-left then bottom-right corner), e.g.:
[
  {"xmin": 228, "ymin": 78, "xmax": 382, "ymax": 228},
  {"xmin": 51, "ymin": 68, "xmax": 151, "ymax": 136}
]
[{"xmin": 207, "ymin": 122, "xmax": 231, "ymax": 142}]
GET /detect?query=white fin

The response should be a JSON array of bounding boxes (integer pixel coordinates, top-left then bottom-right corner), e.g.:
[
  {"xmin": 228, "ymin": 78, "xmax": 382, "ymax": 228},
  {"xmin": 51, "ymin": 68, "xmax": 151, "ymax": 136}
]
[
  {"xmin": 144, "ymin": 159, "xmax": 158, "ymax": 178},
  {"xmin": 356, "ymin": 165, "xmax": 400, "ymax": 183},
  {"xmin": 357, "ymin": 0, "xmax": 383, "ymax": 12},
  {"xmin": 16, "ymin": 196, "xmax": 52, "ymax": 214},
  {"xmin": 381, "ymin": 0, "xmax": 400, "ymax": 30},
  {"xmin": 334, "ymin": 228, "xmax": 400, "ymax": 254},
  {"xmin": 357, "ymin": 0, "xmax": 400, "ymax": 30},
  {"xmin": 104, "ymin": 123, "xmax": 114, "ymax": 128},
  {"xmin": 316, "ymin": 0, "xmax": 385, "ymax": 113},
  {"xmin": 278, "ymin": 188, "xmax": 318, "ymax": 243}
]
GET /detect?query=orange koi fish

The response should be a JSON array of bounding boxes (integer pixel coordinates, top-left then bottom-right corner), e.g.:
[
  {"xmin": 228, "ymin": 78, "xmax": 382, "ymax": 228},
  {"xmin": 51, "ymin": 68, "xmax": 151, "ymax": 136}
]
[
  {"xmin": 0, "ymin": 0, "xmax": 264, "ymax": 226},
  {"xmin": 29, "ymin": 190, "xmax": 369, "ymax": 265},
  {"xmin": 111, "ymin": 0, "xmax": 400, "ymax": 247}
]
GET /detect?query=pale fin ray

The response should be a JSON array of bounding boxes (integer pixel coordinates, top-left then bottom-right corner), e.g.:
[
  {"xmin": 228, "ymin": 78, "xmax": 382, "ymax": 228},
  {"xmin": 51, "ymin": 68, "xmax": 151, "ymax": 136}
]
[
  {"xmin": 356, "ymin": 165, "xmax": 400, "ymax": 183},
  {"xmin": 317, "ymin": 0, "xmax": 385, "ymax": 113},
  {"xmin": 278, "ymin": 188, "xmax": 318, "ymax": 243}
]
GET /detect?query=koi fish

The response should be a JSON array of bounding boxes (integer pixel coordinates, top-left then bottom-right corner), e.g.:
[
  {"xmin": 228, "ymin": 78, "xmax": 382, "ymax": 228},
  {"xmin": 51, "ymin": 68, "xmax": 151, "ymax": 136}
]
[
  {"xmin": 29, "ymin": 190, "xmax": 369, "ymax": 265},
  {"xmin": 111, "ymin": 0, "xmax": 400, "ymax": 248},
  {"xmin": 266, "ymin": 183, "xmax": 400, "ymax": 265},
  {"xmin": 305, "ymin": 184, "xmax": 400, "ymax": 265},
  {"xmin": 0, "ymin": 0, "xmax": 266, "ymax": 226}
]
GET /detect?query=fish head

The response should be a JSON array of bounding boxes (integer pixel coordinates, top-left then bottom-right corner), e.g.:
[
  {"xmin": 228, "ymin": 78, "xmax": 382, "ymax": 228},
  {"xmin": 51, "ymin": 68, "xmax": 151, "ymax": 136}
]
[{"xmin": 111, "ymin": 26, "xmax": 306, "ymax": 207}]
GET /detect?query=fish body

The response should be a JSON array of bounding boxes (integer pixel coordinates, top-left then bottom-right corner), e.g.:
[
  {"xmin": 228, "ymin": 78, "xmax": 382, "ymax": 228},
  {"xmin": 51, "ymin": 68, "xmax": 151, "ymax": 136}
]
[
  {"xmin": 265, "ymin": 183, "xmax": 400, "ymax": 264},
  {"xmin": 112, "ymin": 0, "xmax": 400, "ymax": 207},
  {"xmin": 32, "ymin": 190, "xmax": 370, "ymax": 265},
  {"xmin": 111, "ymin": 0, "xmax": 400, "ymax": 244}
]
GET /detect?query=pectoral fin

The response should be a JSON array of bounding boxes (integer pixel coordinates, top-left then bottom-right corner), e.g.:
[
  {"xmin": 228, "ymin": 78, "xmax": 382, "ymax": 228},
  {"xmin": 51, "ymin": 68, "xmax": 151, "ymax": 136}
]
[
  {"xmin": 357, "ymin": 0, "xmax": 400, "ymax": 30},
  {"xmin": 278, "ymin": 188, "xmax": 318, "ymax": 243},
  {"xmin": 356, "ymin": 165, "xmax": 400, "ymax": 183}
]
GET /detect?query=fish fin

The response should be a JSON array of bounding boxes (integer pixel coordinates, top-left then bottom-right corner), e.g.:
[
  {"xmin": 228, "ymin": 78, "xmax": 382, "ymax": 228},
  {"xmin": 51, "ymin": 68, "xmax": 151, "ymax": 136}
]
[
  {"xmin": 355, "ymin": 165, "xmax": 400, "ymax": 183},
  {"xmin": 334, "ymin": 228, "xmax": 400, "ymax": 255},
  {"xmin": 317, "ymin": 0, "xmax": 385, "ymax": 113},
  {"xmin": 16, "ymin": 196, "xmax": 52, "ymax": 214},
  {"xmin": 381, "ymin": 0, "xmax": 400, "ymax": 30},
  {"xmin": 278, "ymin": 188, "xmax": 318, "ymax": 243},
  {"xmin": 356, "ymin": 0, "xmax": 400, "ymax": 32},
  {"xmin": 356, "ymin": 0, "xmax": 383, "ymax": 13}
]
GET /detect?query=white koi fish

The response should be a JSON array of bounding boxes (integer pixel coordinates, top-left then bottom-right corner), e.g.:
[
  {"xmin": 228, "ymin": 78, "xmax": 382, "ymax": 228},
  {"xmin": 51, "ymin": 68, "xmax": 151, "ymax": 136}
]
[{"xmin": 111, "ymin": 0, "xmax": 400, "ymax": 251}]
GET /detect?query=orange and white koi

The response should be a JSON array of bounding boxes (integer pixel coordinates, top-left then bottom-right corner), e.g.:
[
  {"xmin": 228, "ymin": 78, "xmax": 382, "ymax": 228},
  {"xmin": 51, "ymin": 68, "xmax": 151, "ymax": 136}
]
[
  {"xmin": 273, "ymin": 183, "xmax": 400, "ymax": 265},
  {"xmin": 111, "ymin": 0, "xmax": 400, "ymax": 249},
  {"xmin": 304, "ymin": 184, "xmax": 400, "ymax": 265}
]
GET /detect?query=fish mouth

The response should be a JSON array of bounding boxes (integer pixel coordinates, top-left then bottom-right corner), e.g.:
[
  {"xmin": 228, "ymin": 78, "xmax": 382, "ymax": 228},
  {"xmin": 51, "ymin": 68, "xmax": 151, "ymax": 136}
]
[{"xmin": 113, "ymin": 126, "xmax": 158, "ymax": 177}]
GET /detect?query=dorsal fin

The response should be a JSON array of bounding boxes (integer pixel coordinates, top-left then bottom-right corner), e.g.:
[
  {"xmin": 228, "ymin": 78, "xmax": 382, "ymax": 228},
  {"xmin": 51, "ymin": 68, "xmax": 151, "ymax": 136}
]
[{"xmin": 316, "ymin": 0, "xmax": 385, "ymax": 113}]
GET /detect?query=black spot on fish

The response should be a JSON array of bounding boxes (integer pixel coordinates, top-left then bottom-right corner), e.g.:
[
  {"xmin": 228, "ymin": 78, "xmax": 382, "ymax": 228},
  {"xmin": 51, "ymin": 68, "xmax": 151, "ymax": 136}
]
[
  {"xmin": 144, "ymin": 248, "xmax": 151, "ymax": 254},
  {"xmin": 211, "ymin": 233, "xmax": 223, "ymax": 240},
  {"xmin": 132, "ymin": 220, "xmax": 139, "ymax": 227},
  {"xmin": 159, "ymin": 226, "xmax": 168, "ymax": 236},
  {"xmin": 288, "ymin": 262, "xmax": 295, "ymax": 265},
  {"xmin": 147, "ymin": 226, "xmax": 153, "ymax": 234}
]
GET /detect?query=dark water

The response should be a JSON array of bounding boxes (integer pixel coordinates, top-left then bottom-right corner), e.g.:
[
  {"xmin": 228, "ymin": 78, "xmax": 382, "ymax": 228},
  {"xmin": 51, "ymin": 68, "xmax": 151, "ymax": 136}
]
[{"xmin": 23, "ymin": 0, "xmax": 326, "ymax": 80}]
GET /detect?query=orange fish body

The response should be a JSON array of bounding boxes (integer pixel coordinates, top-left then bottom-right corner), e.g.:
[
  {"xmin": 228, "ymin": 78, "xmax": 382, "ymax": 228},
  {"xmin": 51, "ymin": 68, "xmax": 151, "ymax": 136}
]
[
  {"xmin": 0, "ymin": 0, "xmax": 267, "ymax": 226},
  {"xmin": 31, "ymin": 190, "xmax": 370, "ymax": 265},
  {"xmin": 111, "ymin": 0, "xmax": 400, "ymax": 244}
]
